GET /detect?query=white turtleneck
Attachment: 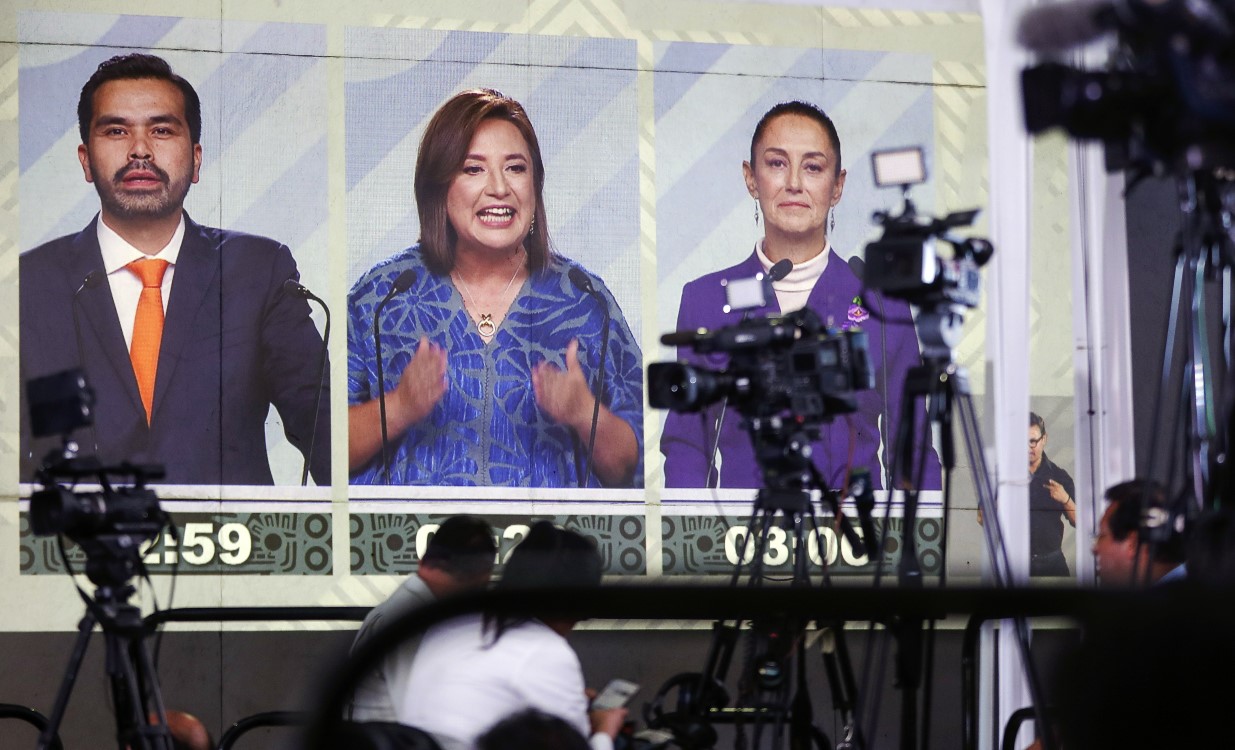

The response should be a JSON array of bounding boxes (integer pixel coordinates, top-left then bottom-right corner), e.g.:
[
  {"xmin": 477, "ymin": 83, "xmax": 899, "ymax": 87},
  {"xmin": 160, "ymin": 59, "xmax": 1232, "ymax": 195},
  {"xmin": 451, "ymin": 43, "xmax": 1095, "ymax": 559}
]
[{"xmin": 755, "ymin": 241, "xmax": 831, "ymax": 313}]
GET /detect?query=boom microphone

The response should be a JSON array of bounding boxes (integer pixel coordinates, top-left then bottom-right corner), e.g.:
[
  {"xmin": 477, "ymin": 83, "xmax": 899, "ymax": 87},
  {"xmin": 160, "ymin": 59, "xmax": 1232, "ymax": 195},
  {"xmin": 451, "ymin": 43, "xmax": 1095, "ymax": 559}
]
[
  {"xmin": 568, "ymin": 267, "xmax": 611, "ymax": 488},
  {"xmin": 284, "ymin": 278, "xmax": 331, "ymax": 487},
  {"xmin": 374, "ymin": 270, "xmax": 417, "ymax": 483}
]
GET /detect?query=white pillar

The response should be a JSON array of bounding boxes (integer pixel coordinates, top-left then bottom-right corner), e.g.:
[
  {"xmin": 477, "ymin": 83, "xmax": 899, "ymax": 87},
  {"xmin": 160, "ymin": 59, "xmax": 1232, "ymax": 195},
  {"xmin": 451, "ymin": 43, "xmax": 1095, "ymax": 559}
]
[{"xmin": 980, "ymin": 0, "xmax": 1034, "ymax": 747}]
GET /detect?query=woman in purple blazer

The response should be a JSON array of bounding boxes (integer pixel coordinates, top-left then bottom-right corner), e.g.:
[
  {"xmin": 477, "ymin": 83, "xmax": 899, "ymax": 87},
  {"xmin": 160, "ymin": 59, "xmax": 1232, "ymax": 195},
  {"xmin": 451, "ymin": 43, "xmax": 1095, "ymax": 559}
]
[{"xmin": 660, "ymin": 100, "xmax": 940, "ymax": 492}]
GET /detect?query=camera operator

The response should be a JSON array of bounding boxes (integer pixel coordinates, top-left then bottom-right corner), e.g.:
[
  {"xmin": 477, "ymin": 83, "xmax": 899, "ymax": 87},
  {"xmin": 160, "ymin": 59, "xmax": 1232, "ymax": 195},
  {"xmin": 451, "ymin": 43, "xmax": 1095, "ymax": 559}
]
[
  {"xmin": 1092, "ymin": 479, "xmax": 1186, "ymax": 587},
  {"xmin": 660, "ymin": 100, "xmax": 940, "ymax": 491}
]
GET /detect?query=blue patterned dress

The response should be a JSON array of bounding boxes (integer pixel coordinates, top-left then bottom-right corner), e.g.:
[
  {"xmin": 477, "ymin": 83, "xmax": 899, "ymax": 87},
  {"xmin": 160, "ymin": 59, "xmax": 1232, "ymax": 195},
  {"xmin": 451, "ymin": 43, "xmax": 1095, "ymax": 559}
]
[{"xmin": 347, "ymin": 245, "xmax": 643, "ymax": 487}]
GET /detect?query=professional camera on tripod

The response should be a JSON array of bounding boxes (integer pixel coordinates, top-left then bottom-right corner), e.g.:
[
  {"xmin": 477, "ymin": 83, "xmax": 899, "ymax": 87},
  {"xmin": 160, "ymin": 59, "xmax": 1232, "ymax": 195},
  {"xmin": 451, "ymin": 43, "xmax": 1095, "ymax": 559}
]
[
  {"xmin": 26, "ymin": 369, "xmax": 176, "ymax": 750},
  {"xmin": 1018, "ymin": 0, "xmax": 1235, "ymax": 173},
  {"xmin": 1018, "ymin": 0, "xmax": 1235, "ymax": 534},
  {"xmin": 649, "ymin": 305, "xmax": 874, "ymax": 491},
  {"xmin": 644, "ymin": 253, "xmax": 884, "ymax": 748}
]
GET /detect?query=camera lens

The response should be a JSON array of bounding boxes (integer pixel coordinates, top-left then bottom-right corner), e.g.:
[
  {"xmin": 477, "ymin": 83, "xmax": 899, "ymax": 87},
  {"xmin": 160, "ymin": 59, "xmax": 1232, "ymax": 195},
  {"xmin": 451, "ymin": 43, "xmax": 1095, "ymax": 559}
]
[{"xmin": 648, "ymin": 362, "xmax": 732, "ymax": 412}]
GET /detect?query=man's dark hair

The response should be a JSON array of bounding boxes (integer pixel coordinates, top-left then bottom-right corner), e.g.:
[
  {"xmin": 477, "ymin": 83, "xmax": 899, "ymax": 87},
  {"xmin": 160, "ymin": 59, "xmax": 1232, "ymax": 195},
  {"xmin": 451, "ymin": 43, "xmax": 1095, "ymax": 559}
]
[
  {"xmin": 421, "ymin": 515, "xmax": 496, "ymax": 580},
  {"xmin": 1029, "ymin": 411, "xmax": 1046, "ymax": 435},
  {"xmin": 478, "ymin": 709, "xmax": 590, "ymax": 750},
  {"xmin": 749, "ymin": 100, "xmax": 842, "ymax": 176},
  {"xmin": 485, "ymin": 521, "xmax": 602, "ymax": 641},
  {"xmin": 1104, "ymin": 479, "xmax": 1186, "ymax": 564},
  {"xmin": 78, "ymin": 53, "xmax": 202, "ymax": 144}
]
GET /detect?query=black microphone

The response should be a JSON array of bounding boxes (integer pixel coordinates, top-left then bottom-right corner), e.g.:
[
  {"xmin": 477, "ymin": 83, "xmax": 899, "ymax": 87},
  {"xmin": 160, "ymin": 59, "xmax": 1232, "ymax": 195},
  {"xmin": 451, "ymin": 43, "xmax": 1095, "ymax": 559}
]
[
  {"xmin": 702, "ymin": 260, "xmax": 793, "ymax": 489},
  {"xmin": 374, "ymin": 270, "xmax": 416, "ymax": 483},
  {"xmin": 284, "ymin": 278, "xmax": 331, "ymax": 487},
  {"xmin": 72, "ymin": 271, "xmax": 105, "ymax": 454},
  {"xmin": 568, "ymin": 267, "xmax": 611, "ymax": 488},
  {"xmin": 660, "ymin": 319, "xmax": 799, "ymax": 352},
  {"xmin": 849, "ymin": 469, "xmax": 878, "ymax": 562},
  {"xmin": 767, "ymin": 258, "xmax": 793, "ymax": 283}
]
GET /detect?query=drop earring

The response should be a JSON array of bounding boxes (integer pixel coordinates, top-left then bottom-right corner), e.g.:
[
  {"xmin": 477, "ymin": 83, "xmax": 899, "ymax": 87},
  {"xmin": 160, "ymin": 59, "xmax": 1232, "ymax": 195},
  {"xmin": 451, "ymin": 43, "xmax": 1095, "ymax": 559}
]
[
  {"xmin": 528, "ymin": 216, "xmax": 536, "ymax": 237},
  {"xmin": 754, "ymin": 201, "xmax": 761, "ymax": 226},
  {"xmin": 829, "ymin": 208, "xmax": 836, "ymax": 234}
]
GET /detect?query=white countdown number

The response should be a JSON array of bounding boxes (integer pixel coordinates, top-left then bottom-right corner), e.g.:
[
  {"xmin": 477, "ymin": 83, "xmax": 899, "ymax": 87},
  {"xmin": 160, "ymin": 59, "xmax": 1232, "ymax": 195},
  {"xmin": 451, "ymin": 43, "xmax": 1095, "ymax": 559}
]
[
  {"xmin": 140, "ymin": 522, "xmax": 253, "ymax": 566},
  {"xmin": 723, "ymin": 525, "xmax": 870, "ymax": 567}
]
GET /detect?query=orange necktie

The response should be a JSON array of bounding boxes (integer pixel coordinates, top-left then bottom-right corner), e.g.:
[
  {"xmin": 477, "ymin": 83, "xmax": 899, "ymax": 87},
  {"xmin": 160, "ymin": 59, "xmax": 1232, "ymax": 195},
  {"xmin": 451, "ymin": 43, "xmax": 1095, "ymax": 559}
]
[{"xmin": 127, "ymin": 258, "xmax": 170, "ymax": 424}]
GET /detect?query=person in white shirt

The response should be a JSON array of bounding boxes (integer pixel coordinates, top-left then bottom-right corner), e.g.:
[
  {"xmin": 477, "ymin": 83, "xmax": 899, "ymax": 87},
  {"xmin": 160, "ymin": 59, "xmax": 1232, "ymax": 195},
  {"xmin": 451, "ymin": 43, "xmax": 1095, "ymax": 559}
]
[
  {"xmin": 349, "ymin": 515, "xmax": 496, "ymax": 722},
  {"xmin": 399, "ymin": 522, "xmax": 626, "ymax": 750}
]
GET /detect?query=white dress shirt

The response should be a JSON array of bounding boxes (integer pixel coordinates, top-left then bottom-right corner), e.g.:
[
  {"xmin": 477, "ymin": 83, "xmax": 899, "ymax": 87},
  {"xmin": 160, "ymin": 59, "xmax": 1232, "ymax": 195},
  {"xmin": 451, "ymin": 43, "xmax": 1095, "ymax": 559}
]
[{"xmin": 96, "ymin": 214, "xmax": 185, "ymax": 349}]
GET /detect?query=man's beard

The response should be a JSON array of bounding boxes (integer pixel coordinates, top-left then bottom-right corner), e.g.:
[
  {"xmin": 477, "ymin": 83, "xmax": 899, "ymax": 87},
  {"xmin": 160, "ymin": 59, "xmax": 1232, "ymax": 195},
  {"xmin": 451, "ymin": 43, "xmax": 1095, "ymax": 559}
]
[{"xmin": 93, "ymin": 159, "xmax": 191, "ymax": 220}]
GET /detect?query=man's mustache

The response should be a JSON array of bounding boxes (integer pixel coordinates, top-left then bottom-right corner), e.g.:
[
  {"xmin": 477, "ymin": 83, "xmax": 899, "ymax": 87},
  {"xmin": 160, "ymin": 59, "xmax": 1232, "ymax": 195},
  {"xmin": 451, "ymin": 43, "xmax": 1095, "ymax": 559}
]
[{"xmin": 113, "ymin": 160, "xmax": 169, "ymax": 185}]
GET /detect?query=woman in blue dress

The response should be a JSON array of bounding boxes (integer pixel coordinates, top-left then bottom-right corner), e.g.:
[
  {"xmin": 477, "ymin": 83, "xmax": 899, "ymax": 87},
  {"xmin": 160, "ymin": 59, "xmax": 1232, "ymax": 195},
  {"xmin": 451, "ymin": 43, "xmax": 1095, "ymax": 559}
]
[{"xmin": 347, "ymin": 89, "xmax": 642, "ymax": 487}]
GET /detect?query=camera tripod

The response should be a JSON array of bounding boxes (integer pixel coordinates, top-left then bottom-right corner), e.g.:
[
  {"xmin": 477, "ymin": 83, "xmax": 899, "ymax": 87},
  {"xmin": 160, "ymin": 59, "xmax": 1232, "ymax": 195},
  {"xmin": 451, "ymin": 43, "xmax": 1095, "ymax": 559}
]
[
  {"xmin": 38, "ymin": 581, "xmax": 174, "ymax": 750},
  {"xmin": 1143, "ymin": 168, "xmax": 1234, "ymax": 559},
  {"xmin": 653, "ymin": 418, "xmax": 871, "ymax": 750},
  {"xmin": 862, "ymin": 304, "xmax": 1053, "ymax": 750}
]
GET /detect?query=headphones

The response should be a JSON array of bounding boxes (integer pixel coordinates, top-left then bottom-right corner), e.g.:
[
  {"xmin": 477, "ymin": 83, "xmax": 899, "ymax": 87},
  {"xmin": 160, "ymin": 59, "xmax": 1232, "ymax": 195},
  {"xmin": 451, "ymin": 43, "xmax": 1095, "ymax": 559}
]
[{"xmin": 643, "ymin": 672, "xmax": 729, "ymax": 750}]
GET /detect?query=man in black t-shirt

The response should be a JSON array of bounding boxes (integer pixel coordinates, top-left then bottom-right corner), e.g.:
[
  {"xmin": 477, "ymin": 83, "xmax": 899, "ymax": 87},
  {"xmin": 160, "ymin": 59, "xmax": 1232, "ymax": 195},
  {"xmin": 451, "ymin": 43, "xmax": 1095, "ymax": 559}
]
[{"xmin": 1028, "ymin": 411, "xmax": 1077, "ymax": 576}]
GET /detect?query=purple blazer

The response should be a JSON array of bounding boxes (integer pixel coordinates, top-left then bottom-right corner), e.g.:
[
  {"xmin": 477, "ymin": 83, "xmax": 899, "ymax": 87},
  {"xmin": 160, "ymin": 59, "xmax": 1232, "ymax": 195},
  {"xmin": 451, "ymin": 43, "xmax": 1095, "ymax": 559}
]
[{"xmin": 660, "ymin": 250, "xmax": 941, "ymax": 491}]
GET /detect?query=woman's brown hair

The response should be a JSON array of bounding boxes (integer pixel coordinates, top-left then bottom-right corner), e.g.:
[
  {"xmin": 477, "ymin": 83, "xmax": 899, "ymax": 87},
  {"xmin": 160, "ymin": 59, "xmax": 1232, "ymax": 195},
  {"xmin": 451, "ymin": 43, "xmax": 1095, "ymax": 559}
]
[{"xmin": 414, "ymin": 88, "xmax": 552, "ymax": 275}]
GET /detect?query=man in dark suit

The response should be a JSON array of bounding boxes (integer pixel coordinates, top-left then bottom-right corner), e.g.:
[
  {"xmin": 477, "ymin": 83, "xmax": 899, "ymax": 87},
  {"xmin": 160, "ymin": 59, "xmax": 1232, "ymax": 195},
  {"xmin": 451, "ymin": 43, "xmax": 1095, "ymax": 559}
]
[{"xmin": 20, "ymin": 53, "xmax": 329, "ymax": 485}]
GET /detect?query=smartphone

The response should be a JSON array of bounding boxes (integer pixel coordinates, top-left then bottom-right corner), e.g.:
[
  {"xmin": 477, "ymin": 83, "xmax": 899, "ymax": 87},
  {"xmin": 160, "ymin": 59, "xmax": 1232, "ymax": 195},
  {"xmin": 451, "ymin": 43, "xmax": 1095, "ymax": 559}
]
[{"xmin": 592, "ymin": 678, "xmax": 640, "ymax": 710}]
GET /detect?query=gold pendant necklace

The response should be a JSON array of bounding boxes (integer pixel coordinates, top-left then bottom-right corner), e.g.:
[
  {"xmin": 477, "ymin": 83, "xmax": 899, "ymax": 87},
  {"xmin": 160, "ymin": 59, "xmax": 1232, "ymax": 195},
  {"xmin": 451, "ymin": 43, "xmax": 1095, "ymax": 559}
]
[
  {"xmin": 476, "ymin": 313, "xmax": 496, "ymax": 338},
  {"xmin": 454, "ymin": 248, "xmax": 525, "ymax": 340}
]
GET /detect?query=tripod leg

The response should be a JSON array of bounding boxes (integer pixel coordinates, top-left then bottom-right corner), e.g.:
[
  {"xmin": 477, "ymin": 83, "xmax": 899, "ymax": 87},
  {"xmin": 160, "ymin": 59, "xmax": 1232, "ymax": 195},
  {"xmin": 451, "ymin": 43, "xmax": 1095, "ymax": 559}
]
[
  {"xmin": 37, "ymin": 610, "xmax": 97, "ymax": 750},
  {"xmin": 954, "ymin": 392, "xmax": 1060, "ymax": 750},
  {"xmin": 1147, "ymin": 247, "xmax": 1190, "ymax": 481},
  {"xmin": 132, "ymin": 636, "xmax": 173, "ymax": 750},
  {"xmin": 104, "ymin": 628, "xmax": 173, "ymax": 750},
  {"xmin": 106, "ymin": 630, "xmax": 148, "ymax": 749},
  {"xmin": 818, "ymin": 622, "xmax": 867, "ymax": 750}
]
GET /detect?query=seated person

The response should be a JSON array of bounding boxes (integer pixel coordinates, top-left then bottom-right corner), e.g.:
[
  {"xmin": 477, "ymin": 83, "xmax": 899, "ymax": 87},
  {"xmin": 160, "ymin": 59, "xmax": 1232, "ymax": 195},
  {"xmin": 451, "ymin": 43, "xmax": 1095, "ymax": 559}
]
[
  {"xmin": 397, "ymin": 522, "xmax": 626, "ymax": 750},
  {"xmin": 349, "ymin": 515, "xmax": 496, "ymax": 721}
]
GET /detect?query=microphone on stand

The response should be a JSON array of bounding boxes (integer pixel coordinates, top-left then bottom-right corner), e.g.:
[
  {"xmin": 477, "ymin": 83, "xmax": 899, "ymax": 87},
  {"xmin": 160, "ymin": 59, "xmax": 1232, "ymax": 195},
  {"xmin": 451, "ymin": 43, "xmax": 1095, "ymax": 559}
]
[
  {"xmin": 568, "ymin": 267, "xmax": 610, "ymax": 488},
  {"xmin": 283, "ymin": 279, "xmax": 331, "ymax": 487},
  {"xmin": 702, "ymin": 258, "xmax": 793, "ymax": 488},
  {"xmin": 848, "ymin": 468, "xmax": 878, "ymax": 562},
  {"xmin": 70, "ymin": 271, "xmax": 107, "ymax": 455},
  {"xmin": 373, "ymin": 270, "xmax": 417, "ymax": 484}
]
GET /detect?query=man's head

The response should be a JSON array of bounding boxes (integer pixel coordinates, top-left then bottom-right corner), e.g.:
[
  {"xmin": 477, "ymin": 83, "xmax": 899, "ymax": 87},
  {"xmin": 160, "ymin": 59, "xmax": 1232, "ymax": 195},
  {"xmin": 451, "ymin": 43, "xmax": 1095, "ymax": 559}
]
[
  {"xmin": 1029, "ymin": 412, "xmax": 1047, "ymax": 473},
  {"xmin": 417, "ymin": 515, "xmax": 496, "ymax": 597},
  {"xmin": 76, "ymin": 53, "xmax": 202, "ymax": 226},
  {"xmin": 1092, "ymin": 479, "xmax": 1184, "ymax": 586}
]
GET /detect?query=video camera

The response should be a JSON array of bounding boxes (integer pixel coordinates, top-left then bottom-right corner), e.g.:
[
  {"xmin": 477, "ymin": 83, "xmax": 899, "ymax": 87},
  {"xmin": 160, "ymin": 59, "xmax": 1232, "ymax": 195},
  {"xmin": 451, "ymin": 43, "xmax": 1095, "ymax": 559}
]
[
  {"xmin": 1018, "ymin": 0, "xmax": 1235, "ymax": 172},
  {"xmin": 648, "ymin": 307, "xmax": 874, "ymax": 425},
  {"xmin": 27, "ymin": 369, "xmax": 167, "ymax": 588},
  {"xmin": 862, "ymin": 147, "xmax": 993, "ymax": 311}
]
